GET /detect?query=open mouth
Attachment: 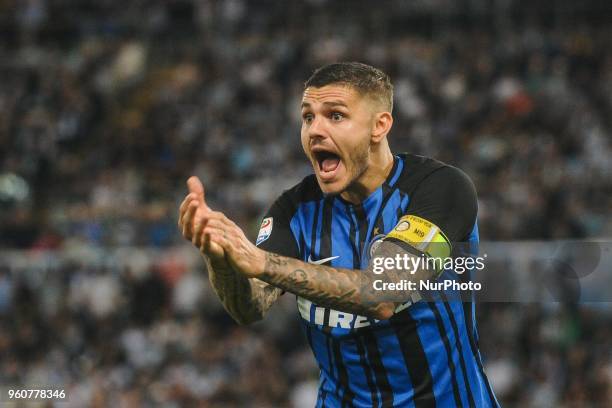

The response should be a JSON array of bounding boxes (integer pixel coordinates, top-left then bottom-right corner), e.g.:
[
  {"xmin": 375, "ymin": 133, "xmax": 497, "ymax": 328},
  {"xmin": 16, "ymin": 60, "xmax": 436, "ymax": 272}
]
[{"xmin": 312, "ymin": 149, "xmax": 341, "ymax": 175}]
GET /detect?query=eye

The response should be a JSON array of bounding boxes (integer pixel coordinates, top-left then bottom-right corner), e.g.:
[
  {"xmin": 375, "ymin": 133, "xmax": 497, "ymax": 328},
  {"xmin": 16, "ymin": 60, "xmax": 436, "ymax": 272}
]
[
  {"xmin": 331, "ymin": 112, "xmax": 344, "ymax": 121},
  {"xmin": 302, "ymin": 113, "xmax": 314, "ymax": 124}
]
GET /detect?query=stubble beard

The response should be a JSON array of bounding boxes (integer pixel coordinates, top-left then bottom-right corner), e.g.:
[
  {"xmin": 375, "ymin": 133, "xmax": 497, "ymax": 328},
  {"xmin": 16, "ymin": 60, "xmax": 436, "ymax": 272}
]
[{"xmin": 332, "ymin": 140, "xmax": 370, "ymax": 197}]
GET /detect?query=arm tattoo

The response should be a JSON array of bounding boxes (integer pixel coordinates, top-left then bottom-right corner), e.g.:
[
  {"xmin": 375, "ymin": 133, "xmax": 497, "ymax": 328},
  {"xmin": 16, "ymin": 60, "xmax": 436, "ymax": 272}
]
[
  {"xmin": 261, "ymin": 252, "xmax": 394, "ymax": 318},
  {"xmin": 206, "ymin": 258, "xmax": 283, "ymax": 324},
  {"xmin": 261, "ymin": 243, "xmax": 435, "ymax": 317}
]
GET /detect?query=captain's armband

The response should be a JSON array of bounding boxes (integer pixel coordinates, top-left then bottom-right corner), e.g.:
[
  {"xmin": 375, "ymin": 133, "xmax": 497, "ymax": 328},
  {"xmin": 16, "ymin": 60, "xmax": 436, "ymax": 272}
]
[{"xmin": 384, "ymin": 215, "xmax": 452, "ymax": 266}]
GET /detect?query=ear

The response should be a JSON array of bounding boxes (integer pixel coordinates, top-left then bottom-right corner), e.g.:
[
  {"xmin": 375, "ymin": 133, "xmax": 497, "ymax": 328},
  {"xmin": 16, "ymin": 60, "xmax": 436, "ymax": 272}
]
[{"xmin": 371, "ymin": 111, "xmax": 393, "ymax": 143}]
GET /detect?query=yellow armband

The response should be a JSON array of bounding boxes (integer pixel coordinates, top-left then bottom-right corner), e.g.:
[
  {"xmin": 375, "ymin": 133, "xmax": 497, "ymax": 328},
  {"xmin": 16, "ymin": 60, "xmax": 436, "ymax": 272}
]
[{"xmin": 385, "ymin": 215, "xmax": 452, "ymax": 259}]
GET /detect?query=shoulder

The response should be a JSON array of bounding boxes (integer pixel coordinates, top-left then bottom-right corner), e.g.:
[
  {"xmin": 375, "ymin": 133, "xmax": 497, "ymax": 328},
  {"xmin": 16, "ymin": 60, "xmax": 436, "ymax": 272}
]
[
  {"xmin": 284, "ymin": 174, "xmax": 323, "ymax": 203},
  {"xmin": 395, "ymin": 153, "xmax": 478, "ymax": 241},
  {"xmin": 395, "ymin": 153, "xmax": 476, "ymax": 197}
]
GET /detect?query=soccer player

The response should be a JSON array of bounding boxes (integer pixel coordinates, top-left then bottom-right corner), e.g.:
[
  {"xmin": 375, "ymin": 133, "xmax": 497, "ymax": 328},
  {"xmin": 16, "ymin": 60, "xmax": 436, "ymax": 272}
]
[{"xmin": 178, "ymin": 62, "xmax": 499, "ymax": 407}]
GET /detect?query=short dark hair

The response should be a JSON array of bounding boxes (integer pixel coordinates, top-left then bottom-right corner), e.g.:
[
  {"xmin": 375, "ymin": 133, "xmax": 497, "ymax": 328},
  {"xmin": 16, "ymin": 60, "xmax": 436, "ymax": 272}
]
[{"xmin": 304, "ymin": 62, "xmax": 393, "ymax": 112}]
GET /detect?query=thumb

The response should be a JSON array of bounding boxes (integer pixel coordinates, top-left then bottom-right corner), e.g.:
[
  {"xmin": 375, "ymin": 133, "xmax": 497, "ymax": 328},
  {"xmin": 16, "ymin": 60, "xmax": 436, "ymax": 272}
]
[{"xmin": 187, "ymin": 176, "xmax": 209, "ymax": 209}]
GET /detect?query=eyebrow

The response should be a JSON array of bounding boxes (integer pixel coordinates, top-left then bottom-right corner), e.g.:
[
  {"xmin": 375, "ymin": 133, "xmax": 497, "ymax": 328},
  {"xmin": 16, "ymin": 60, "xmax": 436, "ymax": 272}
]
[{"xmin": 301, "ymin": 101, "xmax": 349, "ymax": 109}]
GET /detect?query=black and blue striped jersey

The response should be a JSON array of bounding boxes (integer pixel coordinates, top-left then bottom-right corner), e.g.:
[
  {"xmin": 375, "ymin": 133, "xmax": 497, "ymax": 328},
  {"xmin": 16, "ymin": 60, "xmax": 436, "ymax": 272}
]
[{"xmin": 257, "ymin": 153, "xmax": 499, "ymax": 407}]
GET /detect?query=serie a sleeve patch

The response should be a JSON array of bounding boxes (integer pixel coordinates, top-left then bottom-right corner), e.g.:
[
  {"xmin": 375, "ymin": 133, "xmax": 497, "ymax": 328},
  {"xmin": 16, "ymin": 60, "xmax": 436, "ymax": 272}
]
[
  {"xmin": 256, "ymin": 217, "xmax": 273, "ymax": 246},
  {"xmin": 385, "ymin": 215, "xmax": 452, "ymax": 259}
]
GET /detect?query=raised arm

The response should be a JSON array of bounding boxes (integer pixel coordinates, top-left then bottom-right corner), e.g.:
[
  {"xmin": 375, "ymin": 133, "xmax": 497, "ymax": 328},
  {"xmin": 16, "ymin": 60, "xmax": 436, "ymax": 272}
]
[
  {"xmin": 197, "ymin": 211, "xmax": 400, "ymax": 321},
  {"xmin": 178, "ymin": 176, "xmax": 282, "ymax": 325}
]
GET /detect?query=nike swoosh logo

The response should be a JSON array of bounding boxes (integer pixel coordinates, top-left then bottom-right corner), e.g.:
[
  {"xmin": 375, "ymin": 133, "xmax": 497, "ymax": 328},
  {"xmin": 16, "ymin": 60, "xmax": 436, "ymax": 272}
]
[{"xmin": 307, "ymin": 255, "xmax": 340, "ymax": 265}]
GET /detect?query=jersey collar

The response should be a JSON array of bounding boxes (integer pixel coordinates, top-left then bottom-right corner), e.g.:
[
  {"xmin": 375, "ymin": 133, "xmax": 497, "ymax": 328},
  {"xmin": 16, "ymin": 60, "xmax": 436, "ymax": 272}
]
[{"xmin": 335, "ymin": 154, "xmax": 403, "ymax": 209}]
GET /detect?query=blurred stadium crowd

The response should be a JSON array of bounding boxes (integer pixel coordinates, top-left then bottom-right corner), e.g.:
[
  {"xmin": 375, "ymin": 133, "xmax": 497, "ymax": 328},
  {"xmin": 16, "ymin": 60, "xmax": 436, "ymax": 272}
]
[{"xmin": 0, "ymin": 0, "xmax": 611, "ymax": 406}]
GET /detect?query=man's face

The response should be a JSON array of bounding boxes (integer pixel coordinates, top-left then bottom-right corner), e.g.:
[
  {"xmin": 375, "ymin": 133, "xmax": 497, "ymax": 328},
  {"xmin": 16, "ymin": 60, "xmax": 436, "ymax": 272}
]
[{"xmin": 301, "ymin": 84, "xmax": 376, "ymax": 195}]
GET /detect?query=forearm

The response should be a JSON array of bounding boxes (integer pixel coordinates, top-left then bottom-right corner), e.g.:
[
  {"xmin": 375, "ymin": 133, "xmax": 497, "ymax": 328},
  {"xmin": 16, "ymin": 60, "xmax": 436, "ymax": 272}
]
[
  {"xmin": 260, "ymin": 252, "xmax": 394, "ymax": 320},
  {"xmin": 205, "ymin": 257, "xmax": 282, "ymax": 325}
]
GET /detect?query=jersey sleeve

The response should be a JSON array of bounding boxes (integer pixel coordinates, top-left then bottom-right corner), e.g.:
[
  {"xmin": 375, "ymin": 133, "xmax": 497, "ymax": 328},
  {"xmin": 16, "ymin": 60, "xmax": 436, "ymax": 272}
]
[
  {"xmin": 367, "ymin": 166, "xmax": 478, "ymax": 303},
  {"xmin": 403, "ymin": 165, "xmax": 478, "ymax": 243},
  {"xmin": 255, "ymin": 193, "xmax": 300, "ymax": 259}
]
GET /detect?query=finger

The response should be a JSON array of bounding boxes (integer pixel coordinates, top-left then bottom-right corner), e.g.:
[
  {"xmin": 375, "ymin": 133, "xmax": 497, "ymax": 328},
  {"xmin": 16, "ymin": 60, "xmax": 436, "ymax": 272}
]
[
  {"xmin": 206, "ymin": 230, "xmax": 231, "ymax": 254},
  {"xmin": 187, "ymin": 176, "xmax": 210, "ymax": 210},
  {"xmin": 201, "ymin": 211, "xmax": 234, "ymax": 228},
  {"xmin": 182, "ymin": 201, "xmax": 199, "ymax": 239},
  {"xmin": 202, "ymin": 225, "xmax": 226, "ymax": 241},
  {"xmin": 196, "ymin": 212, "xmax": 227, "ymax": 236},
  {"xmin": 204, "ymin": 215, "xmax": 246, "ymax": 246},
  {"xmin": 202, "ymin": 231, "xmax": 213, "ymax": 254},
  {"xmin": 200, "ymin": 227, "xmax": 216, "ymax": 253},
  {"xmin": 202, "ymin": 225, "xmax": 233, "ymax": 251},
  {"xmin": 202, "ymin": 231, "xmax": 227, "ymax": 257},
  {"xmin": 192, "ymin": 211, "xmax": 208, "ymax": 247},
  {"xmin": 178, "ymin": 194, "xmax": 197, "ymax": 227},
  {"xmin": 179, "ymin": 193, "xmax": 196, "ymax": 214},
  {"xmin": 187, "ymin": 176, "xmax": 204, "ymax": 196},
  {"xmin": 202, "ymin": 217, "xmax": 234, "ymax": 232}
]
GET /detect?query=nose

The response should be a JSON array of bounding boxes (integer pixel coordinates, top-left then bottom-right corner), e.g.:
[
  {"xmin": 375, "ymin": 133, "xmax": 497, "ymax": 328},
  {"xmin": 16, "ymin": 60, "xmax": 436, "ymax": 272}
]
[{"xmin": 307, "ymin": 115, "xmax": 328, "ymax": 140}]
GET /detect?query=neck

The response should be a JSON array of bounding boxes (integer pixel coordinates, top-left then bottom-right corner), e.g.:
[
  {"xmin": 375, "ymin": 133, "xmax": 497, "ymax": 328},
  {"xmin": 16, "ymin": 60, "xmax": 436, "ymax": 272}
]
[{"xmin": 340, "ymin": 146, "xmax": 394, "ymax": 205}]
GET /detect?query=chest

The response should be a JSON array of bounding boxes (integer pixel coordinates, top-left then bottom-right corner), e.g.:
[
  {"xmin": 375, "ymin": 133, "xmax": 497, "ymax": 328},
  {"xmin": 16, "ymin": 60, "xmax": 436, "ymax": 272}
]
[{"xmin": 293, "ymin": 190, "xmax": 410, "ymax": 269}]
